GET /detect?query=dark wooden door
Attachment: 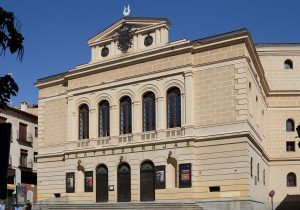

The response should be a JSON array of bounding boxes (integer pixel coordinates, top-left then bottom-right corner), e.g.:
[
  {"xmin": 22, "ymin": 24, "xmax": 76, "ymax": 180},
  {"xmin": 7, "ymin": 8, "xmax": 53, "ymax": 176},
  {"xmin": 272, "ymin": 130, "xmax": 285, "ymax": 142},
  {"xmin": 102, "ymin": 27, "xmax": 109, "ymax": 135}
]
[
  {"xmin": 140, "ymin": 161, "xmax": 155, "ymax": 201},
  {"xmin": 96, "ymin": 165, "xmax": 108, "ymax": 202},
  {"xmin": 117, "ymin": 163, "xmax": 131, "ymax": 202}
]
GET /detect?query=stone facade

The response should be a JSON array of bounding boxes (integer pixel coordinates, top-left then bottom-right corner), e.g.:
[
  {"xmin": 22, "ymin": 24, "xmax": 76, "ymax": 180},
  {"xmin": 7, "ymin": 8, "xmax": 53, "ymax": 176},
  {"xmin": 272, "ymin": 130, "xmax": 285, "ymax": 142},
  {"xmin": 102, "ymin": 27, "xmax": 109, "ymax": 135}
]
[
  {"xmin": 0, "ymin": 103, "xmax": 38, "ymax": 206},
  {"xmin": 35, "ymin": 17, "xmax": 300, "ymax": 210}
]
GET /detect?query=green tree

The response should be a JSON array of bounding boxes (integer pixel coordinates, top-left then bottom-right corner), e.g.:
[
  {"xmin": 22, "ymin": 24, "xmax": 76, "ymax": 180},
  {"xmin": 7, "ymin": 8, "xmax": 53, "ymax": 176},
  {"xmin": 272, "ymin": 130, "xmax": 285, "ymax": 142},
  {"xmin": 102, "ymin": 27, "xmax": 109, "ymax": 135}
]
[{"xmin": 0, "ymin": 6, "xmax": 24, "ymax": 108}]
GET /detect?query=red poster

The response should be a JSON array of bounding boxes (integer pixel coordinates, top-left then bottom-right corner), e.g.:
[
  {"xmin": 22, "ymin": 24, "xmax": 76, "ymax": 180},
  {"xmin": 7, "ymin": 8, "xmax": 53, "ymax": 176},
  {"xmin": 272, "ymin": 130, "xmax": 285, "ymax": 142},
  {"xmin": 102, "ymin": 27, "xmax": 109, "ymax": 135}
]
[{"xmin": 181, "ymin": 170, "xmax": 190, "ymax": 181}]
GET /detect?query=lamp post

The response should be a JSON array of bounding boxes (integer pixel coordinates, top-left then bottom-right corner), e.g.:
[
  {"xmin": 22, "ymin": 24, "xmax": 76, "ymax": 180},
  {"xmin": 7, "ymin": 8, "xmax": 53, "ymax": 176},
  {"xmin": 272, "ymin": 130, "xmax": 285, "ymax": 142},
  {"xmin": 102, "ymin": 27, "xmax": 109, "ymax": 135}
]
[{"xmin": 269, "ymin": 190, "xmax": 275, "ymax": 210}]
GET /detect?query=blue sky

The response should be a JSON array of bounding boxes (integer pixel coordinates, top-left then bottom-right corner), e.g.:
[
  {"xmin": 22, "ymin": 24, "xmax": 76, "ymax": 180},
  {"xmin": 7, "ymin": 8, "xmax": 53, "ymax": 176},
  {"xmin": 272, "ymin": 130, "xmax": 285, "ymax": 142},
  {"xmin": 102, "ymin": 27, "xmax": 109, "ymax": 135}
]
[{"xmin": 1, "ymin": 0, "xmax": 300, "ymax": 106}]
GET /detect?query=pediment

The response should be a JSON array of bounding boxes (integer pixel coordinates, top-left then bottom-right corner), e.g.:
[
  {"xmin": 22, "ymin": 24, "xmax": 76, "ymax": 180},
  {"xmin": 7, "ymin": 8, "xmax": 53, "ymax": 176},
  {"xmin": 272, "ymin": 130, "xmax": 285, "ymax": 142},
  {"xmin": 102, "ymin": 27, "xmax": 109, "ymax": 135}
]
[{"xmin": 88, "ymin": 17, "xmax": 170, "ymax": 47}]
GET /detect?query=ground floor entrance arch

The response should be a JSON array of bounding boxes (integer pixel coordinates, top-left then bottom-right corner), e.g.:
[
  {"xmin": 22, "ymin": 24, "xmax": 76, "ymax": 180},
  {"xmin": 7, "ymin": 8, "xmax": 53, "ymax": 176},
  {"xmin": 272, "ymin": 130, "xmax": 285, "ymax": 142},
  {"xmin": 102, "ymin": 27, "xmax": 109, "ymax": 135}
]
[
  {"xmin": 96, "ymin": 164, "xmax": 108, "ymax": 202},
  {"xmin": 117, "ymin": 162, "xmax": 131, "ymax": 202},
  {"xmin": 140, "ymin": 161, "xmax": 155, "ymax": 201}
]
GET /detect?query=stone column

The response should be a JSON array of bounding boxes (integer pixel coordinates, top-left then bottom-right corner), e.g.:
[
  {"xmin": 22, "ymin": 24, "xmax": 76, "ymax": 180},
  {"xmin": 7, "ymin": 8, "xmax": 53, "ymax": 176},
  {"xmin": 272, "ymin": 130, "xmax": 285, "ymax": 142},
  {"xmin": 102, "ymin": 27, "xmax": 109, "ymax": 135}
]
[
  {"xmin": 156, "ymin": 96, "xmax": 165, "ymax": 139},
  {"xmin": 132, "ymin": 100, "xmax": 141, "ymax": 141},
  {"xmin": 110, "ymin": 105, "xmax": 118, "ymax": 145},
  {"xmin": 67, "ymin": 96, "xmax": 74, "ymax": 142},
  {"xmin": 184, "ymin": 70, "xmax": 194, "ymax": 136},
  {"xmin": 90, "ymin": 108, "xmax": 97, "ymax": 139}
]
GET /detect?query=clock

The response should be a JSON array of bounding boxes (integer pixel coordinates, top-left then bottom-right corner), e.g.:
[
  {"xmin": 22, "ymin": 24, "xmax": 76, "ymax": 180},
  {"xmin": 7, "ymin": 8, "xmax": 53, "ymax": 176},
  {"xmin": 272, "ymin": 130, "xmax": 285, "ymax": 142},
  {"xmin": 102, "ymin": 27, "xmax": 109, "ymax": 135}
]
[
  {"xmin": 144, "ymin": 35, "xmax": 153, "ymax": 47},
  {"xmin": 101, "ymin": 46, "xmax": 109, "ymax": 57}
]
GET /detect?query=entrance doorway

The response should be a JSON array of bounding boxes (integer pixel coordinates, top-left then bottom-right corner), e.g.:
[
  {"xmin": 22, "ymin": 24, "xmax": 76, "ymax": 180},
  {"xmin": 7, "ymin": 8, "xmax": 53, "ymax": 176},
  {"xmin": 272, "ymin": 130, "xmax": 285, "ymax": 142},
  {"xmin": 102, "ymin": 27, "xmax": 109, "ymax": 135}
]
[
  {"xmin": 117, "ymin": 163, "xmax": 131, "ymax": 202},
  {"xmin": 96, "ymin": 164, "xmax": 108, "ymax": 202},
  {"xmin": 140, "ymin": 161, "xmax": 155, "ymax": 201}
]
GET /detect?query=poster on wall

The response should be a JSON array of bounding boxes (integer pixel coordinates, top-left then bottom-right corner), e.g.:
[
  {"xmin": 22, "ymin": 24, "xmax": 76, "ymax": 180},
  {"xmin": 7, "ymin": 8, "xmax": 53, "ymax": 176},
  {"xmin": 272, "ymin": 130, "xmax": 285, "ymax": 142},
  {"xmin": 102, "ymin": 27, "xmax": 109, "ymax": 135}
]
[
  {"xmin": 155, "ymin": 165, "xmax": 165, "ymax": 189},
  {"xmin": 66, "ymin": 172, "xmax": 75, "ymax": 193},
  {"xmin": 85, "ymin": 171, "xmax": 93, "ymax": 192},
  {"xmin": 179, "ymin": 163, "xmax": 191, "ymax": 188}
]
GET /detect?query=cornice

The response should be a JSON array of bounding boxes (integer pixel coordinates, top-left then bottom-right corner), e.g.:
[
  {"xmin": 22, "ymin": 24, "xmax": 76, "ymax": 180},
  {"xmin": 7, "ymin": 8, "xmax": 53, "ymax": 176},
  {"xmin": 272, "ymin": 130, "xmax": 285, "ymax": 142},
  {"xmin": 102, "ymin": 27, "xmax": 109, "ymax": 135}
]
[{"xmin": 36, "ymin": 39, "xmax": 191, "ymax": 89}]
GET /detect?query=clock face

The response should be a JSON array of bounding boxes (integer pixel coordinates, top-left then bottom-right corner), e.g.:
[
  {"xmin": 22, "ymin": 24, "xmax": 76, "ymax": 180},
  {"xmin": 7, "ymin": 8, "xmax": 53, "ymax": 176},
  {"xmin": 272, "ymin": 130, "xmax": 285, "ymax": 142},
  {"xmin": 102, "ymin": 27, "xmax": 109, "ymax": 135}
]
[
  {"xmin": 114, "ymin": 24, "xmax": 134, "ymax": 52},
  {"xmin": 101, "ymin": 46, "xmax": 109, "ymax": 57},
  {"xmin": 144, "ymin": 35, "xmax": 153, "ymax": 47}
]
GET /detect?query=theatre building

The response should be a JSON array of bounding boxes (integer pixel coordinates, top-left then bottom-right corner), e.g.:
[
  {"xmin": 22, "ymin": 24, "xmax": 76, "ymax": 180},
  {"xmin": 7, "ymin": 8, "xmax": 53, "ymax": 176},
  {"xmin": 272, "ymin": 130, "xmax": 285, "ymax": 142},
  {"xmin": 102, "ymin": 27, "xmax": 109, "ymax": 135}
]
[{"xmin": 35, "ymin": 16, "xmax": 300, "ymax": 210}]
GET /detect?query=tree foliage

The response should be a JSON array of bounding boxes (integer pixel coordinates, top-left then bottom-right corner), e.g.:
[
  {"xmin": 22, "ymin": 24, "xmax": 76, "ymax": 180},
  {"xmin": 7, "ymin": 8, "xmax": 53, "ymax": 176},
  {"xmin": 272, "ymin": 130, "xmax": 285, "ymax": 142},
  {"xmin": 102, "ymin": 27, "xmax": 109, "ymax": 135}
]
[{"xmin": 0, "ymin": 6, "xmax": 24, "ymax": 108}]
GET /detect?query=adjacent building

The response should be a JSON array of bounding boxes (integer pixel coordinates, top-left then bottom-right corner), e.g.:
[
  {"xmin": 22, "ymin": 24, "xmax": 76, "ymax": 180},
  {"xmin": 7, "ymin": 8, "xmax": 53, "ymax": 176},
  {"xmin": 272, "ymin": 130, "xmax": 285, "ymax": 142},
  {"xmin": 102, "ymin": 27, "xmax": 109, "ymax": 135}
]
[
  {"xmin": 35, "ymin": 17, "xmax": 300, "ymax": 210},
  {"xmin": 0, "ymin": 102, "xmax": 38, "ymax": 207}
]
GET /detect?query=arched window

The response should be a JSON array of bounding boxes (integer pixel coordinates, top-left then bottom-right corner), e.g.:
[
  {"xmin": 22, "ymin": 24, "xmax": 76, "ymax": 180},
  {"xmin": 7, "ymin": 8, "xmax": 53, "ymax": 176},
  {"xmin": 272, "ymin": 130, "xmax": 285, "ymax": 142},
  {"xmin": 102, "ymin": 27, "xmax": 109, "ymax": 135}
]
[
  {"xmin": 250, "ymin": 157, "xmax": 253, "ymax": 177},
  {"xmin": 143, "ymin": 92, "xmax": 156, "ymax": 132},
  {"xmin": 120, "ymin": 96, "xmax": 132, "ymax": 134},
  {"xmin": 99, "ymin": 100, "xmax": 110, "ymax": 137},
  {"xmin": 284, "ymin": 59, "xmax": 293, "ymax": 69},
  {"xmin": 287, "ymin": 172, "xmax": 297, "ymax": 187},
  {"xmin": 286, "ymin": 119, "xmax": 295, "ymax": 132},
  {"xmin": 167, "ymin": 87, "xmax": 181, "ymax": 128},
  {"xmin": 257, "ymin": 163, "xmax": 260, "ymax": 182},
  {"xmin": 79, "ymin": 104, "xmax": 89, "ymax": 139}
]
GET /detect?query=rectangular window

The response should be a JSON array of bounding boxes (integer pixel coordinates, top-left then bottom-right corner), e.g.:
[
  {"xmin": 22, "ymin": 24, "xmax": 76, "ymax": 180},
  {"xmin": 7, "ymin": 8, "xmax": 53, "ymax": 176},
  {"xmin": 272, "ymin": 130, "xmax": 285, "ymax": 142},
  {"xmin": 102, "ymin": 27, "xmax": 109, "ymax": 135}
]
[
  {"xmin": 286, "ymin": 141, "xmax": 295, "ymax": 152},
  {"xmin": 155, "ymin": 165, "xmax": 166, "ymax": 189},
  {"xmin": 34, "ymin": 152, "xmax": 38, "ymax": 163},
  {"xmin": 35, "ymin": 127, "xmax": 38, "ymax": 138},
  {"xmin": 66, "ymin": 172, "xmax": 75, "ymax": 193},
  {"xmin": 209, "ymin": 186, "xmax": 220, "ymax": 192},
  {"xmin": 19, "ymin": 123, "xmax": 27, "ymax": 141},
  {"xmin": 20, "ymin": 149, "xmax": 28, "ymax": 167},
  {"xmin": 179, "ymin": 163, "xmax": 192, "ymax": 188},
  {"xmin": 84, "ymin": 171, "xmax": 93, "ymax": 192}
]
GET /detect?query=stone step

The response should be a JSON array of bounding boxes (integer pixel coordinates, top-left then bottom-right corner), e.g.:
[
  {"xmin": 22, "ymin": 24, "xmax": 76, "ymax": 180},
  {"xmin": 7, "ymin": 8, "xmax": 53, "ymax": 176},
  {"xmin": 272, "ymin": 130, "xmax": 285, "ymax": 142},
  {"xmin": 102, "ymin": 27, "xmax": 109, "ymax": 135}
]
[{"xmin": 36, "ymin": 202, "xmax": 205, "ymax": 210}]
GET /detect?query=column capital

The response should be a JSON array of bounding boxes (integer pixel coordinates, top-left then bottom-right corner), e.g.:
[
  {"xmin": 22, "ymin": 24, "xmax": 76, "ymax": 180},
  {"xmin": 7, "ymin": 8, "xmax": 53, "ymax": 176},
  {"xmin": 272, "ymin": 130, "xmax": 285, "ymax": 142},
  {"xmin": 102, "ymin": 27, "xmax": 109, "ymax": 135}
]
[{"xmin": 184, "ymin": 70, "xmax": 193, "ymax": 77}]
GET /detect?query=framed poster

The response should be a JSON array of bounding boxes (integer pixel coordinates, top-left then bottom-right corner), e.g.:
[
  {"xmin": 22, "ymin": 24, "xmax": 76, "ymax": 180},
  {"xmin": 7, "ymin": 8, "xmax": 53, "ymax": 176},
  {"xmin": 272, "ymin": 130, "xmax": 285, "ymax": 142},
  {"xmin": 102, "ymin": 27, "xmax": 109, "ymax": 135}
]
[
  {"xmin": 66, "ymin": 172, "xmax": 75, "ymax": 193},
  {"xmin": 179, "ymin": 163, "xmax": 191, "ymax": 188},
  {"xmin": 84, "ymin": 171, "xmax": 93, "ymax": 192},
  {"xmin": 155, "ymin": 165, "xmax": 165, "ymax": 189}
]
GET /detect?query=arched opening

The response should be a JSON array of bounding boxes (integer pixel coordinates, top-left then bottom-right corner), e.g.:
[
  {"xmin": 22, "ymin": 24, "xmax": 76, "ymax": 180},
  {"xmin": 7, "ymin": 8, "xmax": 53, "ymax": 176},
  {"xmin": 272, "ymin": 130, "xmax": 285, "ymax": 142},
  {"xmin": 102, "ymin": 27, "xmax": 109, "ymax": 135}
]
[
  {"xmin": 140, "ymin": 161, "xmax": 155, "ymax": 201},
  {"xmin": 167, "ymin": 87, "xmax": 181, "ymax": 128},
  {"xmin": 96, "ymin": 164, "xmax": 108, "ymax": 202},
  {"xmin": 99, "ymin": 100, "xmax": 110, "ymax": 137},
  {"xmin": 120, "ymin": 96, "xmax": 132, "ymax": 134},
  {"xmin": 117, "ymin": 163, "xmax": 131, "ymax": 202},
  {"xmin": 287, "ymin": 172, "xmax": 297, "ymax": 187},
  {"xmin": 284, "ymin": 59, "xmax": 293, "ymax": 69},
  {"xmin": 79, "ymin": 104, "xmax": 89, "ymax": 139},
  {"xmin": 143, "ymin": 92, "xmax": 156, "ymax": 132},
  {"xmin": 286, "ymin": 119, "xmax": 295, "ymax": 132}
]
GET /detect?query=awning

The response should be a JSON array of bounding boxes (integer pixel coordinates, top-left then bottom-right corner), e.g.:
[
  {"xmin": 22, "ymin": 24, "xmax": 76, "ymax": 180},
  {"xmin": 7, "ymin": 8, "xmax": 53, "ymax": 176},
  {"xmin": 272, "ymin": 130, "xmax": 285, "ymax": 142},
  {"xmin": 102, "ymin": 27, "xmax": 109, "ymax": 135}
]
[
  {"xmin": 276, "ymin": 194, "xmax": 300, "ymax": 210},
  {"xmin": 7, "ymin": 184, "xmax": 14, "ymax": 190}
]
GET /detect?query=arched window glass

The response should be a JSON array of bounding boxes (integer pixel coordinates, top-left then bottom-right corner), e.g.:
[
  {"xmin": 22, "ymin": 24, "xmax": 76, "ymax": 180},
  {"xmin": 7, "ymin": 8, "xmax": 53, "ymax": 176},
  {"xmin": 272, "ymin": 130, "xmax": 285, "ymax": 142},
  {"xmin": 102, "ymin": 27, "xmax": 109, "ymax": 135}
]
[
  {"xmin": 79, "ymin": 104, "xmax": 89, "ymax": 139},
  {"xmin": 286, "ymin": 119, "xmax": 295, "ymax": 132},
  {"xmin": 99, "ymin": 100, "xmax": 110, "ymax": 137},
  {"xmin": 284, "ymin": 59, "xmax": 293, "ymax": 69},
  {"xmin": 287, "ymin": 172, "xmax": 297, "ymax": 187},
  {"xmin": 143, "ymin": 92, "xmax": 156, "ymax": 132},
  {"xmin": 167, "ymin": 87, "xmax": 181, "ymax": 128},
  {"xmin": 250, "ymin": 157, "xmax": 253, "ymax": 177},
  {"xmin": 120, "ymin": 96, "xmax": 132, "ymax": 134}
]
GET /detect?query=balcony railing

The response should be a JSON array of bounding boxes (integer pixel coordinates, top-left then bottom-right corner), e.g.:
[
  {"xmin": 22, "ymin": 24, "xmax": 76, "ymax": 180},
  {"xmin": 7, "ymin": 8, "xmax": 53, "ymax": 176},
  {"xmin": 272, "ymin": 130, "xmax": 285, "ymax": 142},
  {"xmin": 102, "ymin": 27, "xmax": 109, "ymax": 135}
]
[
  {"xmin": 9, "ymin": 155, "xmax": 12, "ymax": 166},
  {"xmin": 16, "ymin": 130, "xmax": 33, "ymax": 143},
  {"xmin": 68, "ymin": 127, "xmax": 186, "ymax": 150},
  {"xmin": 19, "ymin": 159, "xmax": 33, "ymax": 168}
]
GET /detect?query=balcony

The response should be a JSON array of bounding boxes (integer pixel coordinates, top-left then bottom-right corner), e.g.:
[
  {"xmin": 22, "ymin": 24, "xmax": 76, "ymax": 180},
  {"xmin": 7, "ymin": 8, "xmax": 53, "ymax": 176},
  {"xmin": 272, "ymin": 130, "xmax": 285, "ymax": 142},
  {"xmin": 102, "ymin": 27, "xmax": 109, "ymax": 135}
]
[
  {"xmin": 141, "ymin": 130, "xmax": 157, "ymax": 141},
  {"xmin": 19, "ymin": 159, "xmax": 33, "ymax": 169},
  {"xmin": 67, "ymin": 127, "xmax": 188, "ymax": 152},
  {"xmin": 119, "ymin": 134, "xmax": 133, "ymax": 144},
  {"xmin": 17, "ymin": 130, "xmax": 33, "ymax": 147},
  {"xmin": 8, "ymin": 155, "xmax": 12, "ymax": 166}
]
